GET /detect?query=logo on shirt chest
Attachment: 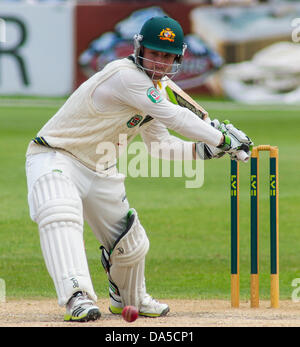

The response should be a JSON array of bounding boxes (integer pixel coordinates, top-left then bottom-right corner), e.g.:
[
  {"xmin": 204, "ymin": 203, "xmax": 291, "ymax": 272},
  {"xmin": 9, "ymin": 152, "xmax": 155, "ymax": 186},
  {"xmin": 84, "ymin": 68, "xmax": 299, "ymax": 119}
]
[{"xmin": 127, "ymin": 114, "xmax": 143, "ymax": 128}]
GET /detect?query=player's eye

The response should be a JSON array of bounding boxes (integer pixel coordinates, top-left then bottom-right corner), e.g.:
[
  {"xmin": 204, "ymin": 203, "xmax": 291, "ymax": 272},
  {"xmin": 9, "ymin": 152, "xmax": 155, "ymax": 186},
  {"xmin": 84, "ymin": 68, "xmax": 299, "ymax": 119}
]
[{"xmin": 151, "ymin": 52, "xmax": 159, "ymax": 57}]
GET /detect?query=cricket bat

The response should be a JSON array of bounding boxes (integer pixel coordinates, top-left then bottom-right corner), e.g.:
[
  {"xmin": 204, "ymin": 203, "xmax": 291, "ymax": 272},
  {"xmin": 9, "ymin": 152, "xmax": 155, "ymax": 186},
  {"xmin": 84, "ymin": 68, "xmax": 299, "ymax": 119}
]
[
  {"xmin": 159, "ymin": 78, "xmax": 250, "ymax": 162},
  {"xmin": 160, "ymin": 77, "xmax": 209, "ymax": 121}
]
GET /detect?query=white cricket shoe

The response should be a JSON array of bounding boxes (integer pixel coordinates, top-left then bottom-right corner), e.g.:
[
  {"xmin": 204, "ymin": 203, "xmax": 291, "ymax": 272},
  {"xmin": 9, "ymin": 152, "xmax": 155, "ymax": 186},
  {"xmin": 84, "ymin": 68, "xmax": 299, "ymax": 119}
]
[
  {"xmin": 139, "ymin": 293, "xmax": 169, "ymax": 317},
  {"xmin": 109, "ymin": 289, "xmax": 169, "ymax": 317},
  {"xmin": 64, "ymin": 291, "xmax": 101, "ymax": 322}
]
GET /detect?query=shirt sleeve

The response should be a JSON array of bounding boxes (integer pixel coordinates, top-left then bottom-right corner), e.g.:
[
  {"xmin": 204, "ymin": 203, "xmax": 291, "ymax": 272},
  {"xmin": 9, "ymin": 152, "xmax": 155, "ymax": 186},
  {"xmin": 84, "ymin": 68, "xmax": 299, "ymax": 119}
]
[
  {"xmin": 116, "ymin": 67, "xmax": 223, "ymax": 147},
  {"xmin": 140, "ymin": 119, "xmax": 195, "ymax": 160}
]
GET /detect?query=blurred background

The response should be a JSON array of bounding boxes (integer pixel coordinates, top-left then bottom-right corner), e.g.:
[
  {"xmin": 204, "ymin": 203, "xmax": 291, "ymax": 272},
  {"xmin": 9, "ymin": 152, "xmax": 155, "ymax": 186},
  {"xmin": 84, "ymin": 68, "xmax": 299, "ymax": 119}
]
[{"xmin": 0, "ymin": 0, "xmax": 299, "ymax": 104}]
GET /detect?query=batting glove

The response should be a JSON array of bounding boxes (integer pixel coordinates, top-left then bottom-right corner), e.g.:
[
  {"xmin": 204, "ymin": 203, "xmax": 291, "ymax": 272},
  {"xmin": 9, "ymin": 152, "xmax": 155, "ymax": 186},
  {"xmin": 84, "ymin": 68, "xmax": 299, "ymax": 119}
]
[{"xmin": 212, "ymin": 119, "xmax": 253, "ymax": 162}]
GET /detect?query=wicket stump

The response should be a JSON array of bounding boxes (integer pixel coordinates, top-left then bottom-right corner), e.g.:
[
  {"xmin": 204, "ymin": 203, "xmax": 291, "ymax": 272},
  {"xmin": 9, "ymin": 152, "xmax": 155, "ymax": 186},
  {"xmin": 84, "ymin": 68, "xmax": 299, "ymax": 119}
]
[{"xmin": 230, "ymin": 145, "xmax": 279, "ymax": 308}]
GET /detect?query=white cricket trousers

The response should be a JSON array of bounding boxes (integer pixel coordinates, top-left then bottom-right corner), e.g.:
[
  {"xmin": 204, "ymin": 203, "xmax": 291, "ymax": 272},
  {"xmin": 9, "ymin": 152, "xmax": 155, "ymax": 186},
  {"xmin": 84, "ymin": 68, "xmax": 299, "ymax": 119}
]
[{"xmin": 25, "ymin": 150, "xmax": 130, "ymax": 305}]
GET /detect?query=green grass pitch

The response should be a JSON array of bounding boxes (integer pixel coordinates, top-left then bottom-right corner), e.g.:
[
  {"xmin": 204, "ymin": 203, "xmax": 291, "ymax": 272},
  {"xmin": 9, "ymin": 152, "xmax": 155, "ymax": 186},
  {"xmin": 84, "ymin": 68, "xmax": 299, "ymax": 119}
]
[{"xmin": 0, "ymin": 98, "xmax": 299, "ymax": 303}]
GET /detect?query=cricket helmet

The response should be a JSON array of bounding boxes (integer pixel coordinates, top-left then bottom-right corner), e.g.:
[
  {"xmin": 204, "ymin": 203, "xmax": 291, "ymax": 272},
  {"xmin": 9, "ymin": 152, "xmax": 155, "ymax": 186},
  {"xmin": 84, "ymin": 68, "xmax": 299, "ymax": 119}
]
[
  {"xmin": 139, "ymin": 16, "xmax": 185, "ymax": 55},
  {"xmin": 133, "ymin": 16, "xmax": 187, "ymax": 79}
]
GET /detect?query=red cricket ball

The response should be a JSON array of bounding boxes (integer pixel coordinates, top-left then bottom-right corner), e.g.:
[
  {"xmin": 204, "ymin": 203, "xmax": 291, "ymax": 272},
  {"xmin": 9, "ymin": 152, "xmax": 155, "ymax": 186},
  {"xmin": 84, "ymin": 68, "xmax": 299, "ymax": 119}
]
[{"xmin": 122, "ymin": 305, "xmax": 139, "ymax": 323}]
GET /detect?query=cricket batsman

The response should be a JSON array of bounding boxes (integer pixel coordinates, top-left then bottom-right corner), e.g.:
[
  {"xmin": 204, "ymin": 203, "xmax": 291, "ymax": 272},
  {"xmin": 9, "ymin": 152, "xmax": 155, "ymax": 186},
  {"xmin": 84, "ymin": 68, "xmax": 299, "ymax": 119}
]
[{"xmin": 25, "ymin": 16, "xmax": 252, "ymax": 322}]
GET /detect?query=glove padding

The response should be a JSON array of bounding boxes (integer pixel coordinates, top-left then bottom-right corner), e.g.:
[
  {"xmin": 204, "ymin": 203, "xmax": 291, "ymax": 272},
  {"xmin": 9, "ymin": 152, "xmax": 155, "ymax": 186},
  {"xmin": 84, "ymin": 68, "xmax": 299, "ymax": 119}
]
[
  {"xmin": 212, "ymin": 119, "xmax": 253, "ymax": 162},
  {"xmin": 195, "ymin": 142, "xmax": 225, "ymax": 160}
]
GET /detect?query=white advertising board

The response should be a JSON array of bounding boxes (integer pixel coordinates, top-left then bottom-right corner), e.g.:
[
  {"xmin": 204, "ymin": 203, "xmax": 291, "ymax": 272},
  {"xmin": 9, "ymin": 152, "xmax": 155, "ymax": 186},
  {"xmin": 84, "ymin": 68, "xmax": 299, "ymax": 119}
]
[{"xmin": 0, "ymin": 3, "xmax": 74, "ymax": 96}]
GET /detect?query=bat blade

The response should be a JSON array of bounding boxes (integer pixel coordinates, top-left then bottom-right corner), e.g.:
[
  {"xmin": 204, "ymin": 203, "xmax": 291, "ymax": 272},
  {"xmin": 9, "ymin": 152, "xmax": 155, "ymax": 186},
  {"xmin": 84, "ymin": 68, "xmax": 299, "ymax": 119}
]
[{"xmin": 163, "ymin": 78, "xmax": 209, "ymax": 120}]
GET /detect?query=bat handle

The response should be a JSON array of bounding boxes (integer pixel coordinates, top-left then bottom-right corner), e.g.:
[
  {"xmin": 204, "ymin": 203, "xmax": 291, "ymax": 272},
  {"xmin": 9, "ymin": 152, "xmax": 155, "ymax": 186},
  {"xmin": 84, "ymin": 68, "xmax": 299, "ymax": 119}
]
[{"xmin": 236, "ymin": 150, "xmax": 249, "ymax": 162}]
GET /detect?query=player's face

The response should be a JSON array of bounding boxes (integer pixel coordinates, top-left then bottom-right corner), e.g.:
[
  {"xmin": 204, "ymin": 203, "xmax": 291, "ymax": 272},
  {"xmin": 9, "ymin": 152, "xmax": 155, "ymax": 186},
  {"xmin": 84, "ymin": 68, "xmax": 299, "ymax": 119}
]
[{"xmin": 142, "ymin": 47, "xmax": 177, "ymax": 81}]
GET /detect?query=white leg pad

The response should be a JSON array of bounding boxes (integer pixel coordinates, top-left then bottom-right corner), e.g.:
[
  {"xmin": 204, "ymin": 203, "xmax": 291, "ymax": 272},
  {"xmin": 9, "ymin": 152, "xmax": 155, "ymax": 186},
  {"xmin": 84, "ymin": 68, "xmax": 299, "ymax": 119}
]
[
  {"xmin": 31, "ymin": 172, "xmax": 97, "ymax": 306},
  {"xmin": 109, "ymin": 209, "xmax": 149, "ymax": 308}
]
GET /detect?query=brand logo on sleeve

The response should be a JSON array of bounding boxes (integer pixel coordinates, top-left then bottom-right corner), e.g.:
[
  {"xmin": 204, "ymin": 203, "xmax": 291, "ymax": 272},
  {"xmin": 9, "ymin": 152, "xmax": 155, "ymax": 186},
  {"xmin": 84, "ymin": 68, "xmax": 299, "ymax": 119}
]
[{"xmin": 147, "ymin": 87, "xmax": 163, "ymax": 103}]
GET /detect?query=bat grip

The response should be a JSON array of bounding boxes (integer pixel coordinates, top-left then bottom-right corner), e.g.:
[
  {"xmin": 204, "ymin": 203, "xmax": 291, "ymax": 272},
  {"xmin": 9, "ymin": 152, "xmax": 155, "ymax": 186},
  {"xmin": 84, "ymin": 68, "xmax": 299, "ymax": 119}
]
[{"xmin": 236, "ymin": 150, "xmax": 249, "ymax": 162}]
